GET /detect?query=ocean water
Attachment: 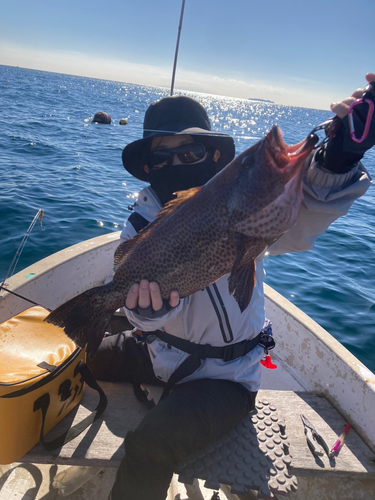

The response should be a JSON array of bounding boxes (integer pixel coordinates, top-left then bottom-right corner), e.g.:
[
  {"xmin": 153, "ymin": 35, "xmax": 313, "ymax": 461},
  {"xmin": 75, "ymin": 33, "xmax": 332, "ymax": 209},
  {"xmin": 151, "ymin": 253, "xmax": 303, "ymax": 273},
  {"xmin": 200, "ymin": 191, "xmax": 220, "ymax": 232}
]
[{"xmin": 1, "ymin": 65, "xmax": 374, "ymax": 373}]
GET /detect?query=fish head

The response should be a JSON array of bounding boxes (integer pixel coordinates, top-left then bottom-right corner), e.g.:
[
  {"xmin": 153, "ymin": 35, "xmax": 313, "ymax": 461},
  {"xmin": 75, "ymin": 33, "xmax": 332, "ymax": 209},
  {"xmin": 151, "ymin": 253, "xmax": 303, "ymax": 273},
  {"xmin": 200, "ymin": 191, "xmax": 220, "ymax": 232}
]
[
  {"xmin": 230, "ymin": 125, "xmax": 319, "ymax": 239},
  {"xmin": 232, "ymin": 125, "xmax": 318, "ymax": 204}
]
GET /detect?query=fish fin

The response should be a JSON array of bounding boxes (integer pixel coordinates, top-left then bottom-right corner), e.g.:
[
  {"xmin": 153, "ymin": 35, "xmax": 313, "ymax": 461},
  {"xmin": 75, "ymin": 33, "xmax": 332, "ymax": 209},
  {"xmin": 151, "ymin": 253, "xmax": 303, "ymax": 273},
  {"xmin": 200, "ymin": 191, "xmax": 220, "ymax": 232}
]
[
  {"xmin": 45, "ymin": 282, "xmax": 119, "ymax": 358},
  {"xmin": 229, "ymin": 233, "xmax": 247, "ymax": 275},
  {"xmin": 114, "ymin": 237, "xmax": 142, "ymax": 272},
  {"xmin": 114, "ymin": 187, "xmax": 201, "ymax": 272},
  {"xmin": 156, "ymin": 187, "xmax": 202, "ymax": 219},
  {"xmin": 228, "ymin": 259, "xmax": 256, "ymax": 313},
  {"xmin": 173, "ymin": 186, "xmax": 201, "ymax": 200},
  {"xmin": 227, "ymin": 233, "xmax": 257, "ymax": 312}
]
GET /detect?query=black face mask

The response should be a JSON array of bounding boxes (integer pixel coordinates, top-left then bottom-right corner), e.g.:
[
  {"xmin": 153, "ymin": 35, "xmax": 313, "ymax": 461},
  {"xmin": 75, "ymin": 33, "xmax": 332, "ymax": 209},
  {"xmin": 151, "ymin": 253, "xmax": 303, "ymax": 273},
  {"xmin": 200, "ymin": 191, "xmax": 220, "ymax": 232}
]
[{"xmin": 148, "ymin": 158, "xmax": 217, "ymax": 206}]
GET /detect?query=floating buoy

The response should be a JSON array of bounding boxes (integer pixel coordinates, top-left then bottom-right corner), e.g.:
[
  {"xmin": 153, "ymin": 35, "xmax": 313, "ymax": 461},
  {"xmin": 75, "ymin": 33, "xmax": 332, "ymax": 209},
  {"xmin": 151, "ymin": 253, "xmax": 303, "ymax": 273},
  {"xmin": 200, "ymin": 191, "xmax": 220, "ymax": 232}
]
[
  {"xmin": 92, "ymin": 112, "xmax": 111, "ymax": 124},
  {"xmin": 119, "ymin": 118, "xmax": 128, "ymax": 125}
]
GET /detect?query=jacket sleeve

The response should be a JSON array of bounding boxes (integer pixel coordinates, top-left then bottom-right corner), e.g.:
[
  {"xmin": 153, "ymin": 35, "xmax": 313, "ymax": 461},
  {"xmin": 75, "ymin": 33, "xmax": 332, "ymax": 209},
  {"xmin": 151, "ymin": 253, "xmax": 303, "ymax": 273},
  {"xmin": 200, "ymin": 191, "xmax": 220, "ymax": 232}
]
[
  {"xmin": 120, "ymin": 218, "xmax": 138, "ymax": 243},
  {"xmin": 268, "ymin": 153, "xmax": 372, "ymax": 256},
  {"xmin": 125, "ymin": 300, "xmax": 185, "ymax": 332}
]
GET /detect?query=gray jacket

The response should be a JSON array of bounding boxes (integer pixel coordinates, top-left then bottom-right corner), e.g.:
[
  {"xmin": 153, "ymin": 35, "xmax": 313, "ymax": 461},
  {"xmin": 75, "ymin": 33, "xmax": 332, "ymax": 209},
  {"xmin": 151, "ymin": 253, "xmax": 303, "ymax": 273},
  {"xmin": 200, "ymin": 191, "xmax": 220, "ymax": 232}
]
[{"xmin": 121, "ymin": 154, "xmax": 372, "ymax": 392}]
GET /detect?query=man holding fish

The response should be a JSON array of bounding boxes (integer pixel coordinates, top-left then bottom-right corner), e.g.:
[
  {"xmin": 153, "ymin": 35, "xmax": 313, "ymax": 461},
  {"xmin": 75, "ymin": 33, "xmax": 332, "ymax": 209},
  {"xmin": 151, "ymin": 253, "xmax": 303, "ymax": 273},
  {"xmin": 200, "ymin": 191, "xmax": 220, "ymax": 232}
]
[{"xmin": 47, "ymin": 74, "xmax": 375, "ymax": 500}]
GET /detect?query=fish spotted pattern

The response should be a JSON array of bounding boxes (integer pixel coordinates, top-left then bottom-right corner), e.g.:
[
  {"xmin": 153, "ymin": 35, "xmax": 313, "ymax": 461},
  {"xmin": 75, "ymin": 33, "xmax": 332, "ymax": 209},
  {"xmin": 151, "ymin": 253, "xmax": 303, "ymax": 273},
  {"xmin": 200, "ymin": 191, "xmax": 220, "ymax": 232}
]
[{"xmin": 45, "ymin": 125, "xmax": 318, "ymax": 356}]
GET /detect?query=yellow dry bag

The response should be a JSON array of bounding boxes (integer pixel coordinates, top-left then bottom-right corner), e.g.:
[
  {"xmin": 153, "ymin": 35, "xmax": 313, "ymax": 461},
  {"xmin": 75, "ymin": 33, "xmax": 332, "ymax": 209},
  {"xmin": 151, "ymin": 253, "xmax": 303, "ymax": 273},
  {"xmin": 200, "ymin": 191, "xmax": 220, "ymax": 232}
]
[{"xmin": 0, "ymin": 306, "xmax": 106, "ymax": 465}]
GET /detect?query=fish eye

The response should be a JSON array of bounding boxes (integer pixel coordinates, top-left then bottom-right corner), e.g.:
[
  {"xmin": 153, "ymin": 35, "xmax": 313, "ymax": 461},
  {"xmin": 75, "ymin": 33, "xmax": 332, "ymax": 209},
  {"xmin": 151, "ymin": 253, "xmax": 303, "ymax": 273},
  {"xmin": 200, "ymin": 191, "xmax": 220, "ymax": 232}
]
[{"xmin": 241, "ymin": 156, "xmax": 254, "ymax": 169}]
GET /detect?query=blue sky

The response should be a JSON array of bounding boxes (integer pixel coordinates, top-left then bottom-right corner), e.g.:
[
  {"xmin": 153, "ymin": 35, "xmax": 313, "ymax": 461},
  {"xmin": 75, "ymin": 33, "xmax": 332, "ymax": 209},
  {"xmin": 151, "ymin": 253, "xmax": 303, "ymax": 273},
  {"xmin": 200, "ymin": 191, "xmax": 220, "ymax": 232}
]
[{"xmin": 1, "ymin": 0, "xmax": 374, "ymax": 109}]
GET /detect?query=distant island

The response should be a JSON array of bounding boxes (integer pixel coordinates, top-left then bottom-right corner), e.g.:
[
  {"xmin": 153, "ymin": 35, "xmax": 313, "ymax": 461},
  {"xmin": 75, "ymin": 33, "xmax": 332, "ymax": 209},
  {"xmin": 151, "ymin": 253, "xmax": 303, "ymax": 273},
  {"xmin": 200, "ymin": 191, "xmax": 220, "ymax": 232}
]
[{"xmin": 248, "ymin": 98, "xmax": 274, "ymax": 103}]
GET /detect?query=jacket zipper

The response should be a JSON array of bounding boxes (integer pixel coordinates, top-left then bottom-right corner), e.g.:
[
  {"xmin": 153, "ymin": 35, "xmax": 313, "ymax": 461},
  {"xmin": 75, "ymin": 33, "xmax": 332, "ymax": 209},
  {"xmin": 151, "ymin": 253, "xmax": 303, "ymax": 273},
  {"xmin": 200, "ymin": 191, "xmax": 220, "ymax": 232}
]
[{"xmin": 206, "ymin": 284, "xmax": 234, "ymax": 343}]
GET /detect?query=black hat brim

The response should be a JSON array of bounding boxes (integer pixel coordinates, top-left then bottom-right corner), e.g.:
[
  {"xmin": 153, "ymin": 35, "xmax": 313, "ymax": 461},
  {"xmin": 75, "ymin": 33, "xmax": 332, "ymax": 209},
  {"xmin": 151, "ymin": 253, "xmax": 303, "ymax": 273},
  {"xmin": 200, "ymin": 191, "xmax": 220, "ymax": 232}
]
[{"xmin": 122, "ymin": 127, "xmax": 235, "ymax": 182}]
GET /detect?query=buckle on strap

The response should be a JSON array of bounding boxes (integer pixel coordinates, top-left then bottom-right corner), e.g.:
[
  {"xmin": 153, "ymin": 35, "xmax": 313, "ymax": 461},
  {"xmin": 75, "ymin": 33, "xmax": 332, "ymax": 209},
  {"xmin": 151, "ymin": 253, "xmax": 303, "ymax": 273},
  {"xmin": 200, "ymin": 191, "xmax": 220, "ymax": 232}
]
[
  {"xmin": 131, "ymin": 329, "xmax": 157, "ymax": 344},
  {"xmin": 258, "ymin": 334, "xmax": 275, "ymax": 352}
]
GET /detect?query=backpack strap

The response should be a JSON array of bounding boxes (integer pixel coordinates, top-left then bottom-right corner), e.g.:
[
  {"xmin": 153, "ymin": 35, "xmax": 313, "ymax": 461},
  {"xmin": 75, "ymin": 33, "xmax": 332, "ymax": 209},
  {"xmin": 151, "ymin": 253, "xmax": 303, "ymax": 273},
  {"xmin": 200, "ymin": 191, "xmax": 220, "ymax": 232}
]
[
  {"xmin": 128, "ymin": 212, "xmax": 150, "ymax": 233},
  {"xmin": 134, "ymin": 330, "xmax": 263, "ymax": 400}
]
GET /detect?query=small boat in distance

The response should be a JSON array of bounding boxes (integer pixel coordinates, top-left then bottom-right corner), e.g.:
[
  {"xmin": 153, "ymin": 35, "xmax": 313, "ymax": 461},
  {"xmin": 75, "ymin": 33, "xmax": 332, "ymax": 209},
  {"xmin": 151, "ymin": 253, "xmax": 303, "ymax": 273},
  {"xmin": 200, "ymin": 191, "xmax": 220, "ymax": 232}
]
[{"xmin": 248, "ymin": 98, "xmax": 275, "ymax": 103}]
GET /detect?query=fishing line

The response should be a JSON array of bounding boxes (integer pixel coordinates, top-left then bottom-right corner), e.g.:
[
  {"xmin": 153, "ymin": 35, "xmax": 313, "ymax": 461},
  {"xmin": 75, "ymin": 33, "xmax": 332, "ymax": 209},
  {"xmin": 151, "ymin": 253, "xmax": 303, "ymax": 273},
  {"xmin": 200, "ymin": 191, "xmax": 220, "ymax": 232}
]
[
  {"xmin": 0, "ymin": 285, "xmax": 51, "ymax": 311},
  {"xmin": 1, "ymin": 209, "xmax": 44, "ymax": 289},
  {"xmin": 0, "ymin": 209, "xmax": 49, "ymax": 311}
]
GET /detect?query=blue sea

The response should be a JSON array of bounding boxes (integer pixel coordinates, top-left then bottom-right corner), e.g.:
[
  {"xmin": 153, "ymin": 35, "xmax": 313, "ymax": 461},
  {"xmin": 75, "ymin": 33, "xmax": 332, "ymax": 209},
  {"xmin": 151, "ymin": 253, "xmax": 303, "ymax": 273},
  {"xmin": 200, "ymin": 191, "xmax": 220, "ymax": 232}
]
[{"xmin": 1, "ymin": 65, "xmax": 374, "ymax": 373}]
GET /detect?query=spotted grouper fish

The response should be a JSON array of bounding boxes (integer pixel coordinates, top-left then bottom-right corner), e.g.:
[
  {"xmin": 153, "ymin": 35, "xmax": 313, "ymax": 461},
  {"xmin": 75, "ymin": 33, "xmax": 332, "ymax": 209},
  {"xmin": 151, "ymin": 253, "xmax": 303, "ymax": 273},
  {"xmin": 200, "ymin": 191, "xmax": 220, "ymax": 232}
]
[{"xmin": 46, "ymin": 125, "xmax": 318, "ymax": 356}]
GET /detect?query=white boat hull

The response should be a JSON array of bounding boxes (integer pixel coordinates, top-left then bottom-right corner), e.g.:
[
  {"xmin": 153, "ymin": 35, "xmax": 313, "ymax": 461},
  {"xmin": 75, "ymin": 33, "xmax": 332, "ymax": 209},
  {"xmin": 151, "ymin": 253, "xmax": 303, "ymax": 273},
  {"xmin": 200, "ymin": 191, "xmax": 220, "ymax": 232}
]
[{"xmin": 1, "ymin": 233, "xmax": 375, "ymax": 499}]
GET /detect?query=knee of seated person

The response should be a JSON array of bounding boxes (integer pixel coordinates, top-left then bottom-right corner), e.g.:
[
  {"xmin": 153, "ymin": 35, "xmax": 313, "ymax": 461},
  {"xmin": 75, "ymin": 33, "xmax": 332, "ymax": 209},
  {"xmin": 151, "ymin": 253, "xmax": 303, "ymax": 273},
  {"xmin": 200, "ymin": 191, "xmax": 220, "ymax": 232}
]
[
  {"xmin": 125, "ymin": 429, "xmax": 175, "ymax": 468},
  {"xmin": 86, "ymin": 332, "xmax": 129, "ymax": 381},
  {"xmin": 94, "ymin": 332, "xmax": 132, "ymax": 357}
]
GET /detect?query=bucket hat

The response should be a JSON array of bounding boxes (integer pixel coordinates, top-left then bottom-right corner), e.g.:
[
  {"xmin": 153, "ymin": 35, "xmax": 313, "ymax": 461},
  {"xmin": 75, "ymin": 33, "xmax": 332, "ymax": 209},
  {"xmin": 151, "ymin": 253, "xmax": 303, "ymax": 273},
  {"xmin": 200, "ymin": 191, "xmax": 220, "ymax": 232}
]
[{"xmin": 122, "ymin": 96, "xmax": 235, "ymax": 182}]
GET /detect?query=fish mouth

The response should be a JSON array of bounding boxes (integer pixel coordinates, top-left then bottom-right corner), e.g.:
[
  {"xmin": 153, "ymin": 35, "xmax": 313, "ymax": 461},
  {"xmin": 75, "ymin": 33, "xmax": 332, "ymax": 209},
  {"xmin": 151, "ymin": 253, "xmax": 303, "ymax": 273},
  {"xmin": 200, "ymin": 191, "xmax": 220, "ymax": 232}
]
[{"xmin": 265, "ymin": 125, "xmax": 319, "ymax": 176}]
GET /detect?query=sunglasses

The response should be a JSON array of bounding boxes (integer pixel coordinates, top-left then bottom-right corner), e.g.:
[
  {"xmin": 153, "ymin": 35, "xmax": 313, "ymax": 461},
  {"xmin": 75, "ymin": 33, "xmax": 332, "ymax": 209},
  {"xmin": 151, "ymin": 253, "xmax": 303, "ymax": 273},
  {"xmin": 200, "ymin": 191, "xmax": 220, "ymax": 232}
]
[{"xmin": 148, "ymin": 143, "xmax": 207, "ymax": 170}]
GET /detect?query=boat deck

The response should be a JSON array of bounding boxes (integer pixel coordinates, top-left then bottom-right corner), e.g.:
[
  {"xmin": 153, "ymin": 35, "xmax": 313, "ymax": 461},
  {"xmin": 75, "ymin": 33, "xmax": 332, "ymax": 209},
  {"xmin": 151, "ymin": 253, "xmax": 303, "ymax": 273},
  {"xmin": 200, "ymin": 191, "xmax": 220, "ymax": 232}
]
[{"xmin": 2, "ymin": 373, "xmax": 375, "ymax": 500}]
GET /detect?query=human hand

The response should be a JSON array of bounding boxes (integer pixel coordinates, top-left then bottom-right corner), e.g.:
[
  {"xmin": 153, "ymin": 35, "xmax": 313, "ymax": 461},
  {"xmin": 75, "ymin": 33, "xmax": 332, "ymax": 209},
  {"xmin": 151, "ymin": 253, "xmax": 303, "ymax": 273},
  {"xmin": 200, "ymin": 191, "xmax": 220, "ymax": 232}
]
[
  {"xmin": 125, "ymin": 279, "xmax": 179, "ymax": 311},
  {"xmin": 317, "ymin": 73, "xmax": 375, "ymax": 173},
  {"xmin": 331, "ymin": 73, "xmax": 375, "ymax": 118}
]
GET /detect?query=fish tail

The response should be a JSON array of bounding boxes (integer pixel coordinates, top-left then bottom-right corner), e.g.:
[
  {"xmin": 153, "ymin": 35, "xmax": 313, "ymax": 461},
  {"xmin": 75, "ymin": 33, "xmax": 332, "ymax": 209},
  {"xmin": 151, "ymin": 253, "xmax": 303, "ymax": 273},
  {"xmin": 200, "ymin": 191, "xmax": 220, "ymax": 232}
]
[{"xmin": 45, "ymin": 282, "xmax": 120, "ymax": 357}]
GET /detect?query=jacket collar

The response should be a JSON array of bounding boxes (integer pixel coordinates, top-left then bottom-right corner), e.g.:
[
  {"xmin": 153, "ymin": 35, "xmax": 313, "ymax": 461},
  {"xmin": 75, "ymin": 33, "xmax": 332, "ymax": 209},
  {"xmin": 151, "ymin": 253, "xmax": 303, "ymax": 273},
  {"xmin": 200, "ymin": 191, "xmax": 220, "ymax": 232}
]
[{"xmin": 129, "ymin": 186, "xmax": 162, "ymax": 222}]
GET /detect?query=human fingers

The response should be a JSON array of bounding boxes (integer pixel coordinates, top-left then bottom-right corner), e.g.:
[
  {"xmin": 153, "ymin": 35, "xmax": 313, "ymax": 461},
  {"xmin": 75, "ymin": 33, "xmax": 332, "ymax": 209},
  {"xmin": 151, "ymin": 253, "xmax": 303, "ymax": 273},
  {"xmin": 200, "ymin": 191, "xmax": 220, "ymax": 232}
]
[
  {"xmin": 138, "ymin": 279, "xmax": 151, "ymax": 309},
  {"xmin": 169, "ymin": 290, "xmax": 180, "ymax": 308},
  {"xmin": 149, "ymin": 282, "xmax": 179, "ymax": 310},
  {"xmin": 331, "ymin": 85, "xmax": 372, "ymax": 118},
  {"xmin": 125, "ymin": 283, "xmax": 140, "ymax": 309},
  {"xmin": 149, "ymin": 281, "xmax": 163, "ymax": 311},
  {"xmin": 330, "ymin": 75, "xmax": 375, "ymax": 119},
  {"xmin": 351, "ymin": 88, "xmax": 365, "ymax": 99},
  {"xmin": 330, "ymin": 98, "xmax": 356, "ymax": 119}
]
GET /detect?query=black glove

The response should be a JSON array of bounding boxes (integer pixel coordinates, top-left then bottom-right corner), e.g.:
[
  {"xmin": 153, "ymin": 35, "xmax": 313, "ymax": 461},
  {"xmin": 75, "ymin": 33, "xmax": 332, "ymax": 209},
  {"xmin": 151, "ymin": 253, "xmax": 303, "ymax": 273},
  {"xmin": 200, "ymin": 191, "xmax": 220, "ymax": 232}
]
[{"xmin": 316, "ymin": 81, "xmax": 375, "ymax": 174}]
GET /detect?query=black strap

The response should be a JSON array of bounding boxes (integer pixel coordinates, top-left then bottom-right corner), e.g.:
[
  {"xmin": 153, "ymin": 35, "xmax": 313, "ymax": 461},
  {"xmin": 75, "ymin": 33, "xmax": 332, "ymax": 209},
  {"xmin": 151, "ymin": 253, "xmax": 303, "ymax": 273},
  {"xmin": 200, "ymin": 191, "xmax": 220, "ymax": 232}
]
[
  {"xmin": 33, "ymin": 361, "xmax": 107, "ymax": 451},
  {"xmin": 37, "ymin": 361, "xmax": 56, "ymax": 373},
  {"xmin": 153, "ymin": 330, "xmax": 262, "ymax": 362},
  {"xmin": 155, "ymin": 331, "xmax": 262, "ymax": 400},
  {"xmin": 128, "ymin": 212, "xmax": 150, "ymax": 232}
]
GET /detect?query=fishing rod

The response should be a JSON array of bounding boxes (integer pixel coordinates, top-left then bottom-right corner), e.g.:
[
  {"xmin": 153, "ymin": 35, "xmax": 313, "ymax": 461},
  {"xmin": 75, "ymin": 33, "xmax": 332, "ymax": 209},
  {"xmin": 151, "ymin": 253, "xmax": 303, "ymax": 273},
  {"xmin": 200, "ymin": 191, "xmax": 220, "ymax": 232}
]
[
  {"xmin": 1, "ymin": 209, "xmax": 44, "ymax": 289},
  {"xmin": 0, "ymin": 209, "xmax": 50, "ymax": 310},
  {"xmin": 170, "ymin": 0, "xmax": 186, "ymax": 96}
]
